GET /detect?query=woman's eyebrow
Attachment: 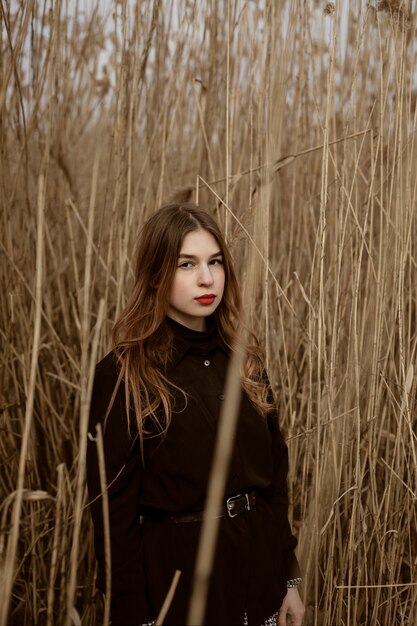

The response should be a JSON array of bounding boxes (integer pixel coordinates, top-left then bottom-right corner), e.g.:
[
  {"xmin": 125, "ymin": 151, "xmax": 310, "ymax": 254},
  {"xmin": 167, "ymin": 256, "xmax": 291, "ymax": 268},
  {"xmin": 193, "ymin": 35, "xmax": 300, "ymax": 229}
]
[{"xmin": 178, "ymin": 251, "xmax": 223, "ymax": 260}]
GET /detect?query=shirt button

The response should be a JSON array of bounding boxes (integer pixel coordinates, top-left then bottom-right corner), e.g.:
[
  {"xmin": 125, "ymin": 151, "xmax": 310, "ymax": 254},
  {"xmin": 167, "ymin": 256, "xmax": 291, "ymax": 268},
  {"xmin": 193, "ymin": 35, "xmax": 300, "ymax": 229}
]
[
  {"xmin": 219, "ymin": 394, "xmax": 225, "ymax": 400},
  {"xmin": 204, "ymin": 359, "xmax": 210, "ymax": 366}
]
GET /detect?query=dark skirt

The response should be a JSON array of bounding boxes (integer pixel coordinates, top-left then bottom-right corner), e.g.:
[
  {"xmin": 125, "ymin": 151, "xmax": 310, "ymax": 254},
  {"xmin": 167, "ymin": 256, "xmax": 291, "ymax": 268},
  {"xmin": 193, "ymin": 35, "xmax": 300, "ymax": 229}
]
[
  {"xmin": 140, "ymin": 610, "xmax": 279, "ymax": 626},
  {"xmin": 141, "ymin": 496, "xmax": 287, "ymax": 625}
]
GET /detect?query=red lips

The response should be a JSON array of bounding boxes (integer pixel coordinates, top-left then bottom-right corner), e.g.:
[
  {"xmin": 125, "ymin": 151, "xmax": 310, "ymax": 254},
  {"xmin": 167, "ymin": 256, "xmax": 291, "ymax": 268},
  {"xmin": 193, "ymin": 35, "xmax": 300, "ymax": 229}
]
[{"xmin": 195, "ymin": 294, "xmax": 216, "ymax": 305}]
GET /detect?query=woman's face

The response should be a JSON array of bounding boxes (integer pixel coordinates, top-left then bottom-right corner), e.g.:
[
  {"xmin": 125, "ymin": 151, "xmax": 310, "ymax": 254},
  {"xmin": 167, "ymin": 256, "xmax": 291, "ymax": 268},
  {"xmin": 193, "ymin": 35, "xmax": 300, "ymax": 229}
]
[{"xmin": 167, "ymin": 228, "xmax": 225, "ymax": 331}]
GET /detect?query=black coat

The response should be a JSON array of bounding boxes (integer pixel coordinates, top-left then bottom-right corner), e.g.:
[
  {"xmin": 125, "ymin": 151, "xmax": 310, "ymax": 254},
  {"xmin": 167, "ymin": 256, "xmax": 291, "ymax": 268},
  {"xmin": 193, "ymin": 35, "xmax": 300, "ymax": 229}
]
[{"xmin": 87, "ymin": 317, "xmax": 300, "ymax": 626}]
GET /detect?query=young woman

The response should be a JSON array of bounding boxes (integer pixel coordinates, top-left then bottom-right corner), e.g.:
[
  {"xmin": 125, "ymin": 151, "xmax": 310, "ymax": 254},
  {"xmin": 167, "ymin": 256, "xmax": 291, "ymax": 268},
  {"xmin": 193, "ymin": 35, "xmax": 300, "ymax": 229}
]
[{"xmin": 87, "ymin": 203, "xmax": 304, "ymax": 626}]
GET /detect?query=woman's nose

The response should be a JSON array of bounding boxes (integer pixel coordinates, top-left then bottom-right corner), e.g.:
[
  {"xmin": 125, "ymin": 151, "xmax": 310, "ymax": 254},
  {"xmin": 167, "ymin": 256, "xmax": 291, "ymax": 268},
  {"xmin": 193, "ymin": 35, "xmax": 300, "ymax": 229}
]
[{"xmin": 198, "ymin": 264, "xmax": 214, "ymax": 285}]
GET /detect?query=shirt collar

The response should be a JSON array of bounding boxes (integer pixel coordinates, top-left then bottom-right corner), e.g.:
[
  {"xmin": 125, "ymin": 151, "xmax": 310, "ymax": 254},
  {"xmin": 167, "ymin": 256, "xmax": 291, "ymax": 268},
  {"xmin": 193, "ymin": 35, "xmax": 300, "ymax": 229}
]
[{"xmin": 165, "ymin": 315, "xmax": 227, "ymax": 367}]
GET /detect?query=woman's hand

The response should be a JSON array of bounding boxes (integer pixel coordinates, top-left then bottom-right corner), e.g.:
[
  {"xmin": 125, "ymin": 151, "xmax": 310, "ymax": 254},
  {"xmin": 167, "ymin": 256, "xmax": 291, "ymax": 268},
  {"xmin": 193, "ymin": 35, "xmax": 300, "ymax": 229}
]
[{"xmin": 278, "ymin": 587, "xmax": 305, "ymax": 626}]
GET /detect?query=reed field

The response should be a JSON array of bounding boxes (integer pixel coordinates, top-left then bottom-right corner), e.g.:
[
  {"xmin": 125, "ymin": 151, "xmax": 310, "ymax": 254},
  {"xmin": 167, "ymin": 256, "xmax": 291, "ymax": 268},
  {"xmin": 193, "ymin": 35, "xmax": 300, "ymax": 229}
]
[{"xmin": 1, "ymin": 0, "xmax": 417, "ymax": 624}]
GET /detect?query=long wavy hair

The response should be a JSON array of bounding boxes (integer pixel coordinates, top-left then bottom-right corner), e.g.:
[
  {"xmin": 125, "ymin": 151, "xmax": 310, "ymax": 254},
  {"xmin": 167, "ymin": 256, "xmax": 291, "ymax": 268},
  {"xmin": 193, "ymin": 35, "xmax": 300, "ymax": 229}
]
[{"xmin": 112, "ymin": 203, "xmax": 272, "ymax": 456}]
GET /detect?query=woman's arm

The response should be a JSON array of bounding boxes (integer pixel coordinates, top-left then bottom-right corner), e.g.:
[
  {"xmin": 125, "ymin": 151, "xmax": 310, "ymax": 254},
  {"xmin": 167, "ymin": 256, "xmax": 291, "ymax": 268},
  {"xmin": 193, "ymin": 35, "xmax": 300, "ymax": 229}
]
[
  {"xmin": 278, "ymin": 588, "xmax": 305, "ymax": 626},
  {"xmin": 266, "ymin": 411, "xmax": 305, "ymax": 624},
  {"xmin": 87, "ymin": 354, "xmax": 152, "ymax": 626},
  {"xmin": 266, "ymin": 414, "xmax": 301, "ymax": 578}
]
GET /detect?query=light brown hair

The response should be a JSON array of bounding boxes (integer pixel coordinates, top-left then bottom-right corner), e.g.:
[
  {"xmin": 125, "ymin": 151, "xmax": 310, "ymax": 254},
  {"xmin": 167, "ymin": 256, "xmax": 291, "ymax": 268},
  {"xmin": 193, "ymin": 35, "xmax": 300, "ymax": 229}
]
[{"xmin": 112, "ymin": 203, "xmax": 272, "ymax": 457}]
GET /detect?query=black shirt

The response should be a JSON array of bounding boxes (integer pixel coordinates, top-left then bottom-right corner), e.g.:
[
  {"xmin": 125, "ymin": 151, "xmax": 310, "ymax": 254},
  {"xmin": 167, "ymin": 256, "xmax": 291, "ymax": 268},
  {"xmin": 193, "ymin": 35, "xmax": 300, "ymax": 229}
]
[{"xmin": 87, "ymin": 317, "xmax": 300, "ymax": 625}]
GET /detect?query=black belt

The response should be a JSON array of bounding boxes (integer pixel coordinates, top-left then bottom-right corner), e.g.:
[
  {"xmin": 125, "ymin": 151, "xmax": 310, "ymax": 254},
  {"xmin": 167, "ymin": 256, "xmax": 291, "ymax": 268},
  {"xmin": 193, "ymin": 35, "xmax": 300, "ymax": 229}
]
[{"xmin": 143, "ymin": 491, "xmax": 257, "ymax": 524}]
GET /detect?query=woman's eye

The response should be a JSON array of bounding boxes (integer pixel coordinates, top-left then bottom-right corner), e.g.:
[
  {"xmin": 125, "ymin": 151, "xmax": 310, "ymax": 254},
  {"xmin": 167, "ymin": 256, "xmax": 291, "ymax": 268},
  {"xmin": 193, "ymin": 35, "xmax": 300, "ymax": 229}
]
[
  {"xmin": 178, "ymin": 261, "xmax": 193, "ymax": 268},
  {"xmin": 210, "ymin": 258, "xmax": 223, "ymax": 265}
]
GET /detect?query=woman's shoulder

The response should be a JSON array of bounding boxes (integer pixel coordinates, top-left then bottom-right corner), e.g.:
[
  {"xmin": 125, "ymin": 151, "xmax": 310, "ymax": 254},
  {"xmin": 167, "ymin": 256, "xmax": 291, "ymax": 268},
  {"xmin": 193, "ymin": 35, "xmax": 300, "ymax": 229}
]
[
  {"xmin": 89, "ymin": 350, "xmax": 126, "ymax": 428},
  {"xmin": 91, "ymin": 350, "xmax": 123, "ymax": 407},
  {"xmin": 94, "ymin": 349, "xmax": 119, "ymax": 381}
]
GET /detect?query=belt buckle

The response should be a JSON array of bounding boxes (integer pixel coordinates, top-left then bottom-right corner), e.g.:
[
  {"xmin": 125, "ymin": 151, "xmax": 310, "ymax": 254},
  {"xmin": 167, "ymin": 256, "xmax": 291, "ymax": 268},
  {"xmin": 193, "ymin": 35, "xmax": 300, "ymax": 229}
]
[{"xmin": 226, "ymin": 493, "xmax": 250, "ymax": 518}]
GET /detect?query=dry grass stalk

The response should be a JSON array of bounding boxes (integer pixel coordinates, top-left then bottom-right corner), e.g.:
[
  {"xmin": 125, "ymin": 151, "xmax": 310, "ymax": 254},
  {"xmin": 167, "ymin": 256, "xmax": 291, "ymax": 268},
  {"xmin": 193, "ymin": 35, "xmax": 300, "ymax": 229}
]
[
  {"xmin": 187, "ymin": 334, "xmax": 247, "ymax": 625},
  {"xmin": 155, "ymin": 570, "xmax": 181, "ymax": 626},
  {"xmin": 0, "ymin": 173, "xmax": 45, "ymax": 626},
  {"xmin": 94, "ymin": 425, "xmax": 111, "ymax": 626}
]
